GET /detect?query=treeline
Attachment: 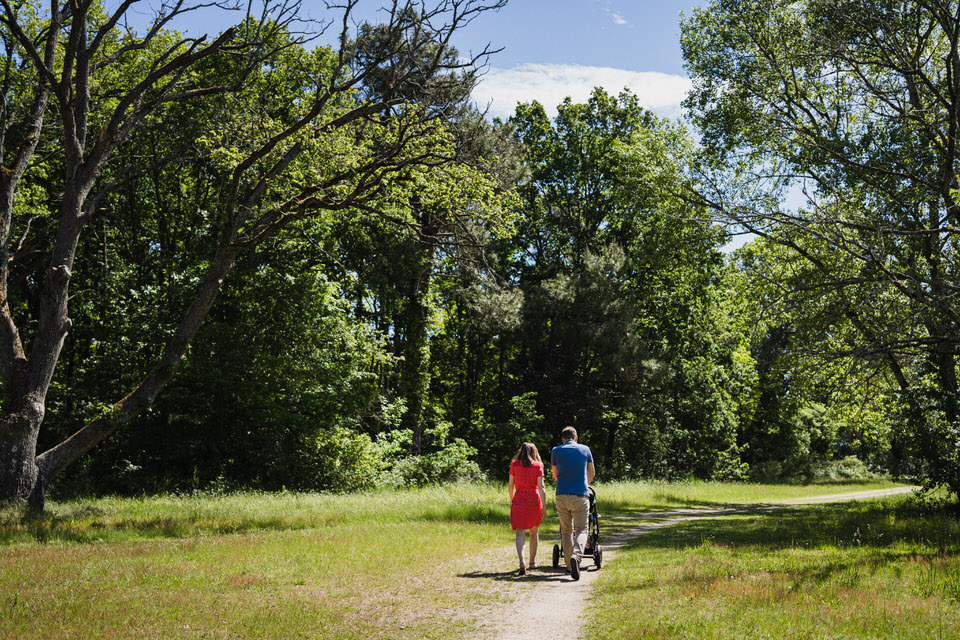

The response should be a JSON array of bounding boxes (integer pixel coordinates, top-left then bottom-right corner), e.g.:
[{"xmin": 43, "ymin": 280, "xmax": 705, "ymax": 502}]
[
  {"xmin": 4, "ymin": 1, "xmax": 960, "ymax": 503},
  {"xmin": 41, "ymin": 85, "xmax": 886, "ymax": 494}
]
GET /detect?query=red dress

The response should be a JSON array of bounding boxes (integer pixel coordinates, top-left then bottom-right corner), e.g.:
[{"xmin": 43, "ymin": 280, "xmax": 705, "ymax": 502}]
[{"xmin": 510, "ymin": 460, "xmax": 544, "ymax": 530}]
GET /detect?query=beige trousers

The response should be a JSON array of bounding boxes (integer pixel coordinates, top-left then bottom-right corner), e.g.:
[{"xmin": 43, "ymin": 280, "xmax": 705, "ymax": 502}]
[{"xmin": 555, "ymin": 493, "xmax": 589, "ymax": 569}]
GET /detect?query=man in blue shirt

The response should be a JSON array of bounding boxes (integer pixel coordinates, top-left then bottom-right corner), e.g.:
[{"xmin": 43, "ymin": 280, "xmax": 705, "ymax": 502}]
[{"xmin": 551, "ymin": 426, "xmax": 595, "ymax": 581}]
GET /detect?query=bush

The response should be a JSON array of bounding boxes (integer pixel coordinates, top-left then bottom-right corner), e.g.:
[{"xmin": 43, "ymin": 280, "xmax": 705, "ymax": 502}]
[
  {"xmin": 382, "ymin": 439, "xmax": 486, "ymax": 487},
  {"xmin": 748, "ymin": 456, "xmax": 880, "ymax": 483},
  {"xmin": 747, "ymin": 460, "xmax": 785, "ymax": 483},
  {"xmin": 809, "ymin": 456, "xmax": 880, "ymax": 482},
  {"xmin": 313, "ymin": 427, "xmax": 386, "ymax": 492}
]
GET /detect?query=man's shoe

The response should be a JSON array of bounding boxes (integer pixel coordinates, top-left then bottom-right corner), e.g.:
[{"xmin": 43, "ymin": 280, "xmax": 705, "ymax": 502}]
[{"xmin": 570, "ymin": 557, "xmax": 580, "ymax": 581}]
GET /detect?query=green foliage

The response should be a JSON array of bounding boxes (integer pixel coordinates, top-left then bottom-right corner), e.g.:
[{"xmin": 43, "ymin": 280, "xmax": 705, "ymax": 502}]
[
  {"xmin": 380, "ymin": 422, "xmax": 486, "ymax": 487},
  {"xmin": 811, "ymin": 456, "xmax": 882, "ymax": 483},
  {"xmin": 9, "ymin": 2, "xmax": 928, "ymax": 499},
  {"xmin": 457, "ymin": 392, "xmax": 543, "ymax": 475},
  {"xmin": 384, "ymin": 440, "xmax": 485, "ymax": 487},
  {"xmin": 727, "ymin": 237, "xmax": 899, "ymax": 478},
  {"xmin": 7, "ymin": 7, "xmax": 510, "ymax": 498},
  {"xmin": 682, "ymin": 0, "xmax": 960, "ymax": 496},
  {"xmin": 468, "ymin": 88, "xmax": 756, "ymax": 481},
  {"xmin": 51, "ymin": 255, "xmax": 389, "ymax": 495},
  {"xmin": 312, "ymin": 427, "xmax": 386, "ymax": 493}
]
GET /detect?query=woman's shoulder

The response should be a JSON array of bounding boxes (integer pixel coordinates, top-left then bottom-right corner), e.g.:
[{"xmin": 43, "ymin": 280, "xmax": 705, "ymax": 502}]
[{"xmin": 511, "ymin": 459, "xmax": 543, "ymax": 470}]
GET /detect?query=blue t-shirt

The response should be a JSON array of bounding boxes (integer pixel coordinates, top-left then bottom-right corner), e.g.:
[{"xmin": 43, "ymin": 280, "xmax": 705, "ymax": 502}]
[{"xmin": 551, "ymin": 440, "xmax": 593, "ymax": 496}]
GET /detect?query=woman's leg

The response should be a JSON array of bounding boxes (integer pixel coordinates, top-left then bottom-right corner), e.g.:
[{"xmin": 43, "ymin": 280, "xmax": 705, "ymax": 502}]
[
  {"xmin": 515, "ymin": 530, "xmax": 526, "ymax": 566},
  {"xmin": 529, "ymin": 526, "xmax": 539, "ymax": 565}
]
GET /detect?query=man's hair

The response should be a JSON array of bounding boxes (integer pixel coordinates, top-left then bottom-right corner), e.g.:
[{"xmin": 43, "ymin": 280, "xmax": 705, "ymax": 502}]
[{"xmin": 560, "ymin": 426, "xmax": 577, "ymax": 441}]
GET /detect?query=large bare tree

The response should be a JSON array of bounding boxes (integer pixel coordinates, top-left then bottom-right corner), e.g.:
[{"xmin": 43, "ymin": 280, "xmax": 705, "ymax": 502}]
[{"xmin": 0, "ymin": 0, "xmax": 504, "ymax": 508}]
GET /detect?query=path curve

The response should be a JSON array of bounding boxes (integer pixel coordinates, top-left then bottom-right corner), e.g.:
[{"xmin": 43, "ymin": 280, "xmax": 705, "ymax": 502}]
[{"xmin": 468, "ymin": 486, "xmax": 918, "ymax": 640}]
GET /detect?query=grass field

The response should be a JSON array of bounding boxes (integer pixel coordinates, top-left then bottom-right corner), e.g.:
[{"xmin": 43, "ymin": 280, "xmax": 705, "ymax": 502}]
[
  {"xmin": 586, "ymin": 496, "xmax": 960, "ymax": 640},
  {"xmin": 0, "ymin": 480, "xmax": 949, "ymax": 639},
  {"xmin": 1, "ymin": 486, "xmax": 512, "ymax": 640}
]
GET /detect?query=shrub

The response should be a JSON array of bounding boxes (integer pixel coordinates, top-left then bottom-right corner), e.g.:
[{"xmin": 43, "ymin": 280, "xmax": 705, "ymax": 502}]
[
  {"xmin": 313, "ymin": 427, "xmax": 386, "ymax": 492},
  {"xmin": 809, "ymin": 456, "xmax": 880, "ymax": 482},
  {"xmin": 748, "ymin": 456, "xmax": 880, "ymax": 483},
  {"xmin": 382, "ymin": 439, "xmax": 486, "ymax": 487}
]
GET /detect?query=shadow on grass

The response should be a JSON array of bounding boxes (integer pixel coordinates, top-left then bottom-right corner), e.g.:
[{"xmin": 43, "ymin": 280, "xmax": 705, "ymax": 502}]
[
  {"xmin": 0, "ymin": 508, "xmax": 315, "ymax": 545},
  {"xmin": 420, "ymin": 504, "xmax": 510, "ymax": 524},
  {"xmin": 598, "ymin": 497, "xmax": 721, "ymax": 513},
  {"xmin": 626, "ymin": 501, "xmax": 960, "ymax": 552}
]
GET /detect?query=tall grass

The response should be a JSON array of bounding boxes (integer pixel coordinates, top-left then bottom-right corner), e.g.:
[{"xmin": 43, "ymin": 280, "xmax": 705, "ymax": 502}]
[
  {"xmin": 0, "ymin": 485, "xmax": 516, "ymax": 640},
  {"xmin": 0, "ymin": 479, "xmax": 911, "ymax": 546},
  {"xmin": 0, "ymin": 484, "xmax": 513, "ymax": 546}
]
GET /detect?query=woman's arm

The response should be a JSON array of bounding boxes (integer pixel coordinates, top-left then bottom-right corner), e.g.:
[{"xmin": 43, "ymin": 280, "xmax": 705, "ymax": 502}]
[
  {"xmin": 508, "ymin": 474, "xmax": 515, "ymax": 501},
  {"xmin": 538, "ymin": 476, "xmax": 546, "ymax": 513}
]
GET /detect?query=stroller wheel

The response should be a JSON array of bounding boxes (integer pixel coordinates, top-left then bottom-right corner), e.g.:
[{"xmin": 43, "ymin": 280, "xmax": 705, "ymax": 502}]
[
  {"xmin": 552, "ymin": 544, "xmax": 560, "ymax": 568},
  {"xmin": 594, "ymin": 547, "xmax": 603, "ymax": 569}
]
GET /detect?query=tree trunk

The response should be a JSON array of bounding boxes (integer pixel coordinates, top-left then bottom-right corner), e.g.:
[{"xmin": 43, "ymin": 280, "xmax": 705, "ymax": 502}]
[
  {"xmin": 0, "ymin": 412, "xmax": 42, "ymax": 507},
  {"xmin": 399, "ymin": 296, "xmax": 432, "ymax": 454},
  {"xmin": 33, "ymin": 244, "xmax": 241, "ymax": 492},
  {"xmin": 399, "ymin": 219, "xmax": 438, "ymax": 455},
  {"xmin": 605, "ymin": 418, "xmax": 617, "ymax": 462},
  {"xmin": 936, "ymin": 346, "xmax": 959, "ymax": 423}
]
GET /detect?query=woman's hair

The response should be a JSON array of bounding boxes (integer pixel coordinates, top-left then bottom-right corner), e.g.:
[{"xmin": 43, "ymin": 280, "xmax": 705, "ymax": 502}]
[{"xmin": 512, "ymin": 442, "xmax": 542, "ymax": 467}]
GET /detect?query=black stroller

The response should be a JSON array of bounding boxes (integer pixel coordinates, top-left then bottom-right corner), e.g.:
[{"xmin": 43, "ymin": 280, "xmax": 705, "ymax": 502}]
[{"xmin": 552, "ymin": 486, "xmax": 603, "ymax": 569}]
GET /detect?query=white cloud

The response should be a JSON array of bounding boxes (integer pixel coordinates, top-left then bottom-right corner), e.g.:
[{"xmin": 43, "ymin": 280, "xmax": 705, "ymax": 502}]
[
  {"xmin": 473, "ymin": 63, "xmax": 692, "ymax": 121},
  {"xmin": 611, "ymin": 12, "xmax": 628, "ymax": 25}
]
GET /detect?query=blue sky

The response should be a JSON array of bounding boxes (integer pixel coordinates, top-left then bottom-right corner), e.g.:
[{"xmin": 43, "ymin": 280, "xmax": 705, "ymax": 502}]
[
  {"xmin": 163, "ymin": 1, "xmax": 705, "ymax": 120},
  {"xmin": 453, "ymin": 1, "xmax": 706, "ymax": 119}
]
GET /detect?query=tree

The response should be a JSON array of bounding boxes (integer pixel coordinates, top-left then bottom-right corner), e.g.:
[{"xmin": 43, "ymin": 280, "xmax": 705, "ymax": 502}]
[
  {"xmin": 683, "ymin": 0, "xmax": 960, "ymax": 495},
  {"xmin": 482, "ymin": 89, "xmax": 751, "ymax": 479},
  {"xmin": 729, "ymin": 238, "xmax": 897, "ymax": 477},
  {"xmin": 0, "ymin": 0, "xmax": 505, "ymax": 507}
]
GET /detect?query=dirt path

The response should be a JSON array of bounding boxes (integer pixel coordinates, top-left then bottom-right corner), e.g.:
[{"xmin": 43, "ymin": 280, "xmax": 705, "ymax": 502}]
[{"xmin": 466, "ymin": 486, "xmax": 918, "ymax": 640}]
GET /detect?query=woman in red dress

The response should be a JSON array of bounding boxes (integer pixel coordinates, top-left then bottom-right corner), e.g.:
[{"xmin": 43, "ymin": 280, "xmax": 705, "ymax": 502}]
[{"xmin": 508, "ymin": 442, "xmax": 546, "ymax": 575}]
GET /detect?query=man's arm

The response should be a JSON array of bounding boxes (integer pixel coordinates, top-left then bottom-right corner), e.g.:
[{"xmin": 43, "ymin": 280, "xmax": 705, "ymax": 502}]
[
  {"xmin": 587, "ymin": 462, "xmax": 595, "ymax": 484},
  {"xmin": 552, "ymin": 465, "xmax": 559, "ymax": 481}
]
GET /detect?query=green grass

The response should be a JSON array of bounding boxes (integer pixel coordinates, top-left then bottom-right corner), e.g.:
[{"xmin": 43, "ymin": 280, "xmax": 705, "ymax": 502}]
[
  {"xmin": 1, "ymin": 480, "xmax": 909, "ymax": 547},
  {"xmin": 0, "ymin": 485, "xmax": 513, "ymax": 546},
  {"xmin": 586, "ymin": 495, "xmax": 960, "ymax": 640},
  {"xmin": 0, "ymin": 486, "xmax": 514, "ymax": 640},
  {"xmin": 596, "ymin": 478, "xmax": 911, "ymax": 512},
  {"xmin": 0, "ymin": 480, "xmax": 929, "ymax": 639}
]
